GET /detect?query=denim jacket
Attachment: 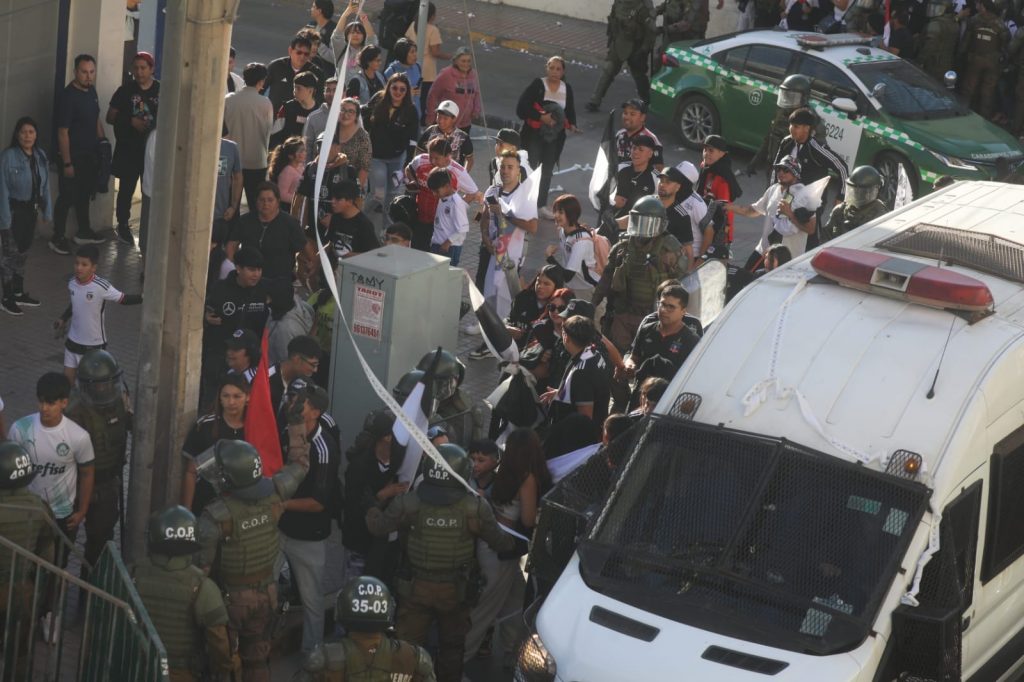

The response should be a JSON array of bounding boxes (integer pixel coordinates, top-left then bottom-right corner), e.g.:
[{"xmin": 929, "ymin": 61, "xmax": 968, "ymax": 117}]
[{"xmin": 0, "ymin": 146, "xmax": 52, "ymax": 230}]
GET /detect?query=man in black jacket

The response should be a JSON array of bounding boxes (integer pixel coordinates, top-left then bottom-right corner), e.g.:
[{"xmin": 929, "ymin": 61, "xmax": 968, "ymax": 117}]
[{"xmin": 263, "ymin": 33, "xmax": 324, "ymax": 112}]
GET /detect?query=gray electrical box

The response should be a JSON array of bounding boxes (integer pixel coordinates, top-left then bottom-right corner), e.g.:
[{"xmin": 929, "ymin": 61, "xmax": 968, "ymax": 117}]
[{"xmin": 329, "ymin": 245, "xmax": 462, "ymax": 442}]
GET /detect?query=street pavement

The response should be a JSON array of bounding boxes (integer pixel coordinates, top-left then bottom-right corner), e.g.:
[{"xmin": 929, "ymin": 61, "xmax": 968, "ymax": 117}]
[{"xmin": 0, "ymin": 0, "xmax": 779, "ymax": 678}]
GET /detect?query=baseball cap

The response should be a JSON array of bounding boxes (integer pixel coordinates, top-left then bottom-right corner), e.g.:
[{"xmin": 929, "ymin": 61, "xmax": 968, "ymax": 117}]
[
  {"xmin": 773, "ymin": 156, "xmax": 802, "ymax": 178},
  {"xmin": 559, "ymin": 299, "xmax": 596, "ymax": 320},
  {"xmin": 436, "ymin": 100, "xmax": 460, "ymax": 119},
  {"xmin": 631, "ymin": 134, "xmax": 657, "ymax": 150},
  {"xmin": 788, "ymin": 108, "xmax": 817, "ymax": 126},
  {"xmin": 234, "ymin": 246, "xmax": 264, "ymax": 269},
  {"xmin": 621, "ymin": 97, "xmax": 648, "ymax": 114},
  {"xmin": 225, "ymin": 328, "xmax": 258, "ymax": 350},
  {"xmin": 702, "ymin": 134, "xmax": 728, "ymax": 152},
  {"xmin": 494, "ymin": 128, "xmax": 521, "ymax": 147},
  {"xmin": 658, "ymin": 166, "xmax": 687, "ymax": 184},
  {"xmin": 134, "ymin": 51, "xmax": 155, "ymax": 68},
  {"xmin": 677, "ymin": 160, "xmax": 699, "ymax": 184}
]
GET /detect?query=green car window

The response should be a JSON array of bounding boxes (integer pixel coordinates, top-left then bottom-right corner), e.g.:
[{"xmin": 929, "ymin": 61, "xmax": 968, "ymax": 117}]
[
  {"xmin": 849, "ymin": 60, "xmax": 969, "ymax": 120},
  {"xmin": 743, "ymin": 45, "xmax": 795, "ymax": 85},
  {"xmin": 797, "ymin": 56, "xmax": 860, "ymax": 103}
]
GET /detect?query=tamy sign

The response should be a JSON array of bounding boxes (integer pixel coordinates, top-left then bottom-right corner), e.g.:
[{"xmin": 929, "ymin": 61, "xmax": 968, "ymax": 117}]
[{"xmin": 352, "ymin": 285, "xmax": 385, "ymax": 341}]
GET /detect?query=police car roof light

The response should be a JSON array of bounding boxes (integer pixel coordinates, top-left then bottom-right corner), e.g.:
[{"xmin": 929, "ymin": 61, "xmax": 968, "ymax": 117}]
[
  {"xmin": 811, "ymin": 247, "xmax": 994, "ymax": 313},
  {"xmin": 795, "ymin": 34, "xmax": 872, "ymax": 49}
]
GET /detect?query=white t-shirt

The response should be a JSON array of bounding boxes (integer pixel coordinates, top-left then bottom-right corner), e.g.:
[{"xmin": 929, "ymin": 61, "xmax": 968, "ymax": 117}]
[
  {"xmin": 68, "ymin": 275, "xmax": 125, "ymax": 347},
  {"xmin": 9, "ymin": 414, "xmax": 95, "ymax": 519},
  {"xmin": 544, "ymin": 79, "xmax": 567, "ymax": 110},
  {"xmin": 751, "ymin": 182, "xmax": 811, "ymax": 257},
  {"xmin": 433, "ymin": 193, "xmax": 470, "ymax": 246},
  {"xmin": 559, "ymin": 228, "xmax": 597, "ymax": 292},
  {"xmin": 675, "ymin": 193, "xmax": 708, "ymax": 254}
]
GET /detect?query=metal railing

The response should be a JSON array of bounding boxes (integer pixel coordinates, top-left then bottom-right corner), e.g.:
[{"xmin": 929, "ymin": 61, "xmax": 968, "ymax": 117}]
[{"xmin": 0, "ymin": 534, "xmax": 169, "ymax": 681}]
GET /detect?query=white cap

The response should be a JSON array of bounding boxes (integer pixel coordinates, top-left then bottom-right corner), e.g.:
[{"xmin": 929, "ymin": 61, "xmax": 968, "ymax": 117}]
[
  {"xmin": 436, "ymin": 100, "xmax": 460, "ymax": 119},
  {"xmin": 676, "ymin": 160, "xmax": 699, "ymax": 184}
]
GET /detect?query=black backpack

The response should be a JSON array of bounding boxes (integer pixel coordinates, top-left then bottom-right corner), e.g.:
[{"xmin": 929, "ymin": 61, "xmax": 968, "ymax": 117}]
[{"xmin": 378, "ymin": 0, "xmax": 418, "ymax": 52}]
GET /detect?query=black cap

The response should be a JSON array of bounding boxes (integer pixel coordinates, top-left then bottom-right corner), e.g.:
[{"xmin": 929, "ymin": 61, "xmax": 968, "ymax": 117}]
[
  {"xmin": 559, "ymin": 299, "xmax": 596, "ymax": 320},
  {"xmin": 494, "ymin": 128, "xmax": 521, "ymax": 147},
  {"xmin": 631, "ymin": 134, "xmax": 657, "ymax": 150},
  {"xmin": 702, "ymin": 134, "xmax": 728, "ymax": 152},
  {"xmin": 234, "ymin": 246, "xmax": 264, "ymax": 269},
  {"xmin": 788, "ymin": 108, "xmax": 817, "ymax": 126},
  {"xmin": 225, "ymin": 328, "xmax": 258, "ymax": 350},
  {"xmin": 621, "ymin": 97, "xmax": 648, "ymax": 114},
  {"xmin": 658, "ymin": 166, "xmax": 687, "ymax": 184}
]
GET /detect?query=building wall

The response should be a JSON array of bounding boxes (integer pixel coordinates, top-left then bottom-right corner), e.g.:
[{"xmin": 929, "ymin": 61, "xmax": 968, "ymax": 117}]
[{"xmin": 0, "ymin": 0, "xmax": 62, "ymax": 149}]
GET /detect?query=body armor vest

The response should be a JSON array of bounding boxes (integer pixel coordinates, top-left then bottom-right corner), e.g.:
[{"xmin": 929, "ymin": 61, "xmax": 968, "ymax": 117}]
[
  {"xmin": 132, "ymin": 559, "xmax": 204, "ymax": 669},
  {"xmin": 0, "ymin": 490, "xmax": 53, "ymax": 584},
  {"xmin": 611, "ymin": 235, "xmax": 682, "ymax": 314},
  {"xmin": 829, "ymin": 199, "xmax": 888, "ymax": 240},
  {"xmin": 67, "ymin": 399, "xmax": 128, "ymax": 475},
  {"xmin": 213, "ymin": 494, "xmax": 281, "ymax": 585},
  {"xmin": 405, "ymin": 498, "xmax": 475, "ymax": 579},
  {"xmin": 321, "ymin": 637, "xmax": 421, "ymax": 681}
]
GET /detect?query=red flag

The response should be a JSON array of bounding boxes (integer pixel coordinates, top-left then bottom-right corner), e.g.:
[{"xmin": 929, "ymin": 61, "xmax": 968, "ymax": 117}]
[{"xmin": 244, "ymin": 329, "xmax": 283, "ymax": 476}]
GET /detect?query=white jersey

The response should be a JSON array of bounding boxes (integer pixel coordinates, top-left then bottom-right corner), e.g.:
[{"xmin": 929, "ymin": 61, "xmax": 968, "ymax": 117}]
[
  {"xmin": 559, "ymin": 228, "xmax": 597, "ymax": 292},
  {"xmin": 68, "ymin": 275, "xmax": 124, "ymax": 347},
  {"xmin": 674, "ymin": 193, "xmax": 709, "ymax": 254},
  {"xmin": 8, "ymin": 414, "xmax": 95, "ymax": 519}
]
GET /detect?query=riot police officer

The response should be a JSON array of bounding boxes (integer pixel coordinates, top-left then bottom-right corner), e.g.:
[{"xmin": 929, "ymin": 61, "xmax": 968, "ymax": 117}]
[
  {"xmin": 297, "ymin": 576, "xmax": 436, "ymax": 681},
  {"xmin": 196, "ymin": 417, "xmax": 309, "ymax": 682},
  {"xmin": 659, "ymin": 0, "xmax": 708, "ymax": 48},
  {"xmin": 415, "ymin": 350, "xmax": 487, "ymax": 448},
  {"xmin": 961, "ymin": 0, "xmax": 1010, "ymax": 118},
  {"xmin": 916, "ymin": 0, "xmax": 959, "ymax": 82},
  {"xmin": 365, "ymin": 444, "xmax": 514, "ymax": 682},
  {"xmin": 746, "ymin": 74, "xmax": 820, "ymax": 177},
  {"xmin": 822, "ymin": 166, "xmax": 888, "ymax": 242},
  {"xmin": 586, "ymin": 0, "xmax": 657, "ymax": 111},
  {"xmin": 64, "ymin": 349, "xmax": 130, "ymax": 578},
  {"xmin": 132, "ymin": 506, "xmax": 237, "ymax": 682},
  {"xmin": 0, "ymin": 441, "xmax": 57, "ymax": 677}
]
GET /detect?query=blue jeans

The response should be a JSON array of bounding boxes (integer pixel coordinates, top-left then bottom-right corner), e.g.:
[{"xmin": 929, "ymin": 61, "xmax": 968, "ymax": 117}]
[
  {"xmin": 370, "ymin": 153, "xmax": 405, "ymax": 219},
  {"xmin": 280, "ymin": 535, "xmax": 326, "ymax": 654},
  {"xmin": 431, "ymin": 241, "xmax": 463, "ymax": 266}
]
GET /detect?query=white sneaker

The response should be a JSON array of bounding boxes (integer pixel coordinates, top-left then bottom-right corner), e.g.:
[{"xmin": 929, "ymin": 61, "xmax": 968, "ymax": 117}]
[
  {"xmin": 461, "ymin": 322, "xmax": 481, "ymax": 335},
  {"xmin": 40, "ymin": 611, "xmax": 61, "ymax": 644},
  {"xmin": 539, "ymin": 207, "xmax": 555, "ymax": 220}
]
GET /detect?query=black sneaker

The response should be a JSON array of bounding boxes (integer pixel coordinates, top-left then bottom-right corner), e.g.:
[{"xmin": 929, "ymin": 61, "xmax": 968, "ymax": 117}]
[
  {"xmin": 468, "ymin": 344, "xmax": 491, "ymax": 361},
  {"xmin": 1, "ymin": 297, "xmax": 23, "ymax": 316},
  {"xmin": 14, "ymin": 292, "xmax": 40, "ymax": 307},
  {"xmin": 73, "ymin": 230, "xmax": 106, "ymax": 245},
  {"xmin": 48, "ymin": 238, "xmax": 71, "ymax": 255},
  {"xmin": 116, "ymin": 224, "xmax": 135, "ymax": 246},
  {"xmin": 585, "ymin": 102, "xmax": 600, "ymax": 113}
]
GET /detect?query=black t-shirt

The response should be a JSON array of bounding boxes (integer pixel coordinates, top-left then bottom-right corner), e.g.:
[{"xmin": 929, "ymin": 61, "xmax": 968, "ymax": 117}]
[
  {"xmin": 109, "ymin": 80, "xmax": 160, "ymax": 158},
  {"xmin": 552, "ymin": 346, "xmax": 610, "ymax": 427},
  {"xmin": 56, "ymin": 83, "xmax": 101, "ymax": 154},
  {"xmin": 182, "ymin": 414, "xmax": 245, "ymax": 516},
  {"xmin": 264, "ymin": 57, "xmax": 323, "ymax": 113},
  {"xmin": 231, "ymin": 211, "xmax": 306, "ymax": 281},
  {"xmin": 204, "ymin": 271, "xmax": 270, "ymax": 347},
  {"xmin": 639, "ymin": 310, "xmax": 704, "ymax": 338},
  {"xmin": 628, "ymin": 319, "xmax": 700, "ymax": 382},
  {"xmin": 666, "ymin": 199, "xmax": 695, "ymax": 247},
  {"xmin": 270, "ymin": 98, "xmax": 318, "ymax": 150},
  {"xmin": 279, "ymin": 424, "xmax": 341, "ymax": 541},
  {"xmin": 297, "ymin": 161, "xmax": 358, "ymax": 228},
  {"xmin": 614, "ymin": 164, "xmax": 658, "ymax": 216},
  {"xmin": 327, "ymin": 210, "xmax": 382, "ymax": 257},
  {"xmin": 888, "ymin": 27, "xmax": 916, "ymax": 59},
  {"xmin": 417, "ymin": 125, "xmax": 473, "ymax": 165}
]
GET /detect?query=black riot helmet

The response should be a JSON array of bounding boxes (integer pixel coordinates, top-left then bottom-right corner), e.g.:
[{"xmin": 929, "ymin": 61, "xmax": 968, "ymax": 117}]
[
  {"xmin": 626, "ymin": 195, "xmax": 668, "ymax": 239},
  {"xmin": 146, "ymin": 505, "xmax": 201, "ymax": 556},
  {"xmin": 0, "ymin": 441, "xmax": 36, "ymax": 490},
  {"xmin": 417, "ymin": 443, "xmax": 472, "ymax": 505},
  {"xmin": 777, "ymin": 74, "xmax": 811, "ymax": 110},
  {"xmin": 926, "ymin": 0, "xmax": 953, "ymax": 15},
  {"xmin": 213, "ymin": 439, "xmax": 274, "ymax": 500},
  {"xmin": 416, "ymin": 349, "xmax": 466, "ymax": 402},
  {"xmin": 393, "ymin": 370, "xmax": 425, "ymax": 405},
  {"xmin": 336, "ymin": 575, "xmax": 396, "ymax": 632},
  {"xmin": 77, "ymin": 349, "xmax": 123, "ymax": 407},
  {"xmin": 845, "ymin": 165, "xmax": 884, "ymax": 209}
]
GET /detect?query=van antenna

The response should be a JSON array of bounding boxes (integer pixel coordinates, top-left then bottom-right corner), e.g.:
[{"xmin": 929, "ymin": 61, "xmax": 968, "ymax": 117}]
[{"xmin": 926, "ymin": 315, "xmax": 957, "ymax": 400}]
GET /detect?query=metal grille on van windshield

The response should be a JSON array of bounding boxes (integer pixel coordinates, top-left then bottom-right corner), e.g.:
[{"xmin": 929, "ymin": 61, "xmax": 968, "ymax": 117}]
[
  {"xmin": 578, "ymin": 416, "xmax": 931, "ymax": 656},
  {"xmin": 877, "ymin": 223, "xmax": 1024, "ymax": 284}
]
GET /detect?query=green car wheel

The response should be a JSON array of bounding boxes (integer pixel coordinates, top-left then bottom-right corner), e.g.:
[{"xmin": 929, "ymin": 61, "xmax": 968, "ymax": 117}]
[{"xmin": 675, "ymin": 94, "xmax": 719, "ymax": 151}]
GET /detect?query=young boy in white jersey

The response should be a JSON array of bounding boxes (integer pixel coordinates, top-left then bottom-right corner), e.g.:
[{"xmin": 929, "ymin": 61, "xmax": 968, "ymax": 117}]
[
  {"xmin": 427, "ymin": 166, "xmax": 469, "ymax": 266},
  {"xmin": 53, "ymin": 245, "xmax": 143, "ymax": 383}
]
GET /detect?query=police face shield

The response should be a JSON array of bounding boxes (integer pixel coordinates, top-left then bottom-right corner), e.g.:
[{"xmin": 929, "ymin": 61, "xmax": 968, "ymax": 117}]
[
  {"xmin": 434, "ymin": 375, "xmax": 458, "ymax": 403},
  {"xmin": 626, "ymin": 214, "xmax": 665, "ymax": 239},
  {"xmin": 847, "ymin": 183, "xmax": 880, "ymax": 208},
  {"xmin": 80, "ymin": 374, "xmax": 122, "ymax": 407},
  {"xmin": 776, "ymin": 87, "xmax": 806, "ymax": 110},
  {"xmin": 926, "ymin": 0, "xmax": 947, "ymax": 16},
  {"xmin": 193, "ymin": 445, "xmax": 224, "ymax": 495}
]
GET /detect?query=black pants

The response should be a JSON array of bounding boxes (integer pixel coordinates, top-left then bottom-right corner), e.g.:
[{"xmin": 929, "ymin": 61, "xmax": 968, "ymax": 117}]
[
  {"xmin": 411, "ymin": 219, "xmax": 433, "ymax": 251},
  {"xmin": 1, "ymin": 202, "xmax": 36, "ymax": 288},
  {"xmin": 419, "ymin": 81, "xmax": 433, "ymax": 125},
  {"xmin": 114, "ymin": 162, "xmax": 143, "ymax": 227},
  {"xmin": 242, "ymin": 167, "xmax": 268, "ymax": 210},
  {"xmin": 53, "ymin": 152, "xmax": 98, "ymax": 239},
  {"xmin": 525, "ymin": 135, "xmax": 560, "ymax": 207}
]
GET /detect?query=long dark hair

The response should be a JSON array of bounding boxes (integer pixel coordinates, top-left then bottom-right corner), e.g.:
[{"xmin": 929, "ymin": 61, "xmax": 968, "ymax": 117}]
[
  {"xmin": 491, "ymin": 428, "xmax": 552, "ymax": 508},
  {"xmin": 268, "ymin": 136, "xmax": 305, "ymax": 183},
  {"xmin": 211, "ymin": 373, "xmax": 251, "ymax": 437},
  {"xmin": 371, "ymin": 73, "xmax": 417, "ymax": 128},
  {"xmin": 8, "ymin": 116, "xmax": 38, "ymax": 150}
]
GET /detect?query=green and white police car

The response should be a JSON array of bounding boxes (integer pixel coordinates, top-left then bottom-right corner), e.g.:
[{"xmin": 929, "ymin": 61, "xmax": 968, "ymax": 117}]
[{"xmin": 650, "ymin": 30, "xmax": 1024, "ymax": 193}]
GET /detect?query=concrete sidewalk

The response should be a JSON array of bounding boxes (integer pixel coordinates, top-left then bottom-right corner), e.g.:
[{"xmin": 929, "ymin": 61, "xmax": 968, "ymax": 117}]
[{"xmin": 282, "ymin": 0, "xmax": 610, "ymax": 65}]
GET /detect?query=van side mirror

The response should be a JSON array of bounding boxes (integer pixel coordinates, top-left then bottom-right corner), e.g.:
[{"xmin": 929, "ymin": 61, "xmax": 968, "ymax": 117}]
[
  {"xmin": 831, "ymin": 97, "xmax": 858, "ymax": 115},
  {"xmin": 880, "ymin": 603, "xmax": 962, "ymax": 680},
  {"xmin": 944, "ymin": 70, "xmax": 957, "ymax": 90}
]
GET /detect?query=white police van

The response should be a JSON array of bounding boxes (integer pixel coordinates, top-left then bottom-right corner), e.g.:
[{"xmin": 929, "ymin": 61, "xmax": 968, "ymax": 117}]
[{"xmin": 519, "ymin": 181, "xmax": 1024, "ymax": 681}]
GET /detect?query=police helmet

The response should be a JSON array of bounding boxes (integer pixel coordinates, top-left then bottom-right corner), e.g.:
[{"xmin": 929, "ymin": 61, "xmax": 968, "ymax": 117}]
[
  {"xmin": 926, "ymin": 0, "xmax": 953, "ymax": 16},
  {"xmin": 416, "ymin": 349, "xmax": 466, "ymax": 402},
  {"xmin": 77, "ymin": 349, "xmax": 123, "ymax": 407},
  {"xmin": 0, "ymin": 441, "xmax": 36, "ymax": 490},
  {"xmin": 625, "ymin": 195, "xmax": 668, "ymax": 239},
  {"xmin": 417, "ymin": 443, "xmax": 472, "ymax": 505},
  {"xmin": 336, "ymin": 576, "xmax": 395, "ymax": 632},
  {"xmin": 214, "ymin": 439, "xmax": 274, "ymax": 500},
  {"xmin": 146, "ymin": 505, "xmax": 200, "ymax": 556},
  {"xmin": 777, "ymin": 74, "xmax": 811, "ymax": 110},
  {"xmin": 845, "ymin": 165, "xmax": 883, "ymax": 208},
  {"xmin": 393, "ymin": 370, "xmax": 425, "ymax": 404}
]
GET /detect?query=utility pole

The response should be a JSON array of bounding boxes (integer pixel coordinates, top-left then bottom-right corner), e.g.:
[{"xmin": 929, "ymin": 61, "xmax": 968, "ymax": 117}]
[
  {"xmin": 416, "ymin": 0, "xmax": 430, "ymax": 73},
  {"xmin": 126, "ymin": 0, "xmax": 239, "ymax": 563}
]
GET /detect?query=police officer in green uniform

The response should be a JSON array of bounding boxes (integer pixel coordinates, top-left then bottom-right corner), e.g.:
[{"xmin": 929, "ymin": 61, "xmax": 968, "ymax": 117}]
[
  {"xmin": 746, "ymin": 75, "xmax": 824, "ymax": 178},
  {"xmin": 961, "ymin": 0, "xmax": 1010, "ymax": 118},
  {"xmin": 586, "ymin": 0, "xmax": 657, "ymax": 112},
  {"xmin": 196, "ymin": 412, "xmax": 310, "ymax": 682},
  {"xmin": 64, "ymin": 349, "xmax": 130, "ymax": 579},
  {"xmin": 297, "ymin": 576, "xmax": 436, "ymax": 682},
  {"xmin": 916, "ymin": 0, "xmax": 960, "ymax": 82},
  {"xmin": 1008, "ymin": 22, "xmax": 1024, "ymax": 136},
  {"xmin": 659, "ymin": 0, "xmax": 708, "ymax": 47},
  {"xmin": 132, "ymin": 506, "xmax": 238, "ymax": 682},
  {"xmin": 822, "ymin": 166, "xmax": 888, "ymax": 243},
  {"xmin": 365, "ymin": 444, "xmax": 514, "ymax": 682},
  {"xmin": 415, "ymin": 350, "xmax": 487, "ymax": 449},
  {"xmin": 0, "ymin": 441, "xmax": 57, "ymax": 678}
]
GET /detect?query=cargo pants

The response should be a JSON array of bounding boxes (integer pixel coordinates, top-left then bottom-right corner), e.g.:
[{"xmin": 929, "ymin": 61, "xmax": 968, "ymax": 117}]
[
  {"xmin": 225, "ymin": 583, "xmax": 277, "ymax": 682},
  {"xmin": 964, "ymin": 53, "xmax": 1001, "ymax": 118},
  {"xmin": 396, "ymin": 579, "xmax": 469, "ymax": 682},
  {"xmin": 82, "ymin": 474, "xmax": 121, "ymax": 579}
]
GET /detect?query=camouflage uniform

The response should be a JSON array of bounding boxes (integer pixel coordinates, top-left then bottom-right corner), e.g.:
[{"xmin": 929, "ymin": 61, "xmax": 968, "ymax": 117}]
[
  {"xmin": 961, "ymin": 10, "xmax": 1010, "ymax": 118},
  {"xmin": 589, "ymin": 0, "xmax": 657, "ymax": 108},
  {"xmin": 916, "ymin": 13, "xmax": 960, "ymax": 82},
  {"xmin": 821, "ymin": 199, "xmax": 889, "ymax": 242},
  {"xmin": 661, "ymin": 0, "xmax": 708, "ymax": 45},
  {"xmin": 298, "ymin": 635, "xmax": 436, "ymax": 682}
]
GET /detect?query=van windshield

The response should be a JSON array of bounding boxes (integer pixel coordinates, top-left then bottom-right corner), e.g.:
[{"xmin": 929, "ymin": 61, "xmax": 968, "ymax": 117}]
[{"xmin": 578, "ymin": 417, "xmax": 930, "ymax": 656}]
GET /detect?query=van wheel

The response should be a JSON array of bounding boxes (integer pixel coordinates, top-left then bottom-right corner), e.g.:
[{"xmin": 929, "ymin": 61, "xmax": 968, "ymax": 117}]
[
  {"xmin": 675, "ymin": 95, "xmax": 720, "ymax": 150},
  {"xmin": 874, "ymin": 152, "xmax": 917, "ymax": 207}
]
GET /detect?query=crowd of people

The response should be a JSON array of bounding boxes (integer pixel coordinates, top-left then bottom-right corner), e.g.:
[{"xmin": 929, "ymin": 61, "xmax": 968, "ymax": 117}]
[{"xmin": 0, "ymin": 0, "xmax": 1000, "ymax": 681}]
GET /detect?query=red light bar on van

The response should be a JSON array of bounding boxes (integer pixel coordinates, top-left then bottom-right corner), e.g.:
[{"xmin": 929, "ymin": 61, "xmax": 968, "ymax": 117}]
[{"xmin": 811, "ymin": 247, "xmax": 994, "ymax": 313}]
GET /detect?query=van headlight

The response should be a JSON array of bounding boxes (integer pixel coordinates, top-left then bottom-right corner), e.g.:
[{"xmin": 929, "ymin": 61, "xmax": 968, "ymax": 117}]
[
  {"xmin": 928, "ymin": 150, "xmax": 978, "ymax": 171},
  {"xmin": 514, "ymin": 633, "xmax": 557, "ymax": 682}
]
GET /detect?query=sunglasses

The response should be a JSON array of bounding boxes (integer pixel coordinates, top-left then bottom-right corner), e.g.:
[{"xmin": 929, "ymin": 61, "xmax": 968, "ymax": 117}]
[{"xmin": 548, "ymin": 303, "xmax": 567, "ymax": 313}]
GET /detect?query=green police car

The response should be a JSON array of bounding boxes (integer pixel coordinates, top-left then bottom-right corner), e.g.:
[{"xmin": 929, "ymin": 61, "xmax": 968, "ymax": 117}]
[{"xmin": 650, "ymin": 30, "xmax": 1024, "ymax": 194}]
